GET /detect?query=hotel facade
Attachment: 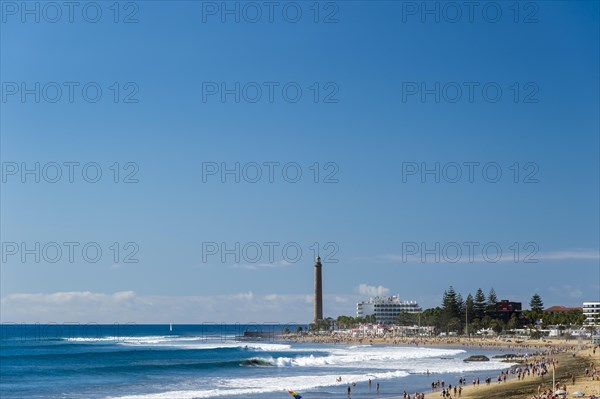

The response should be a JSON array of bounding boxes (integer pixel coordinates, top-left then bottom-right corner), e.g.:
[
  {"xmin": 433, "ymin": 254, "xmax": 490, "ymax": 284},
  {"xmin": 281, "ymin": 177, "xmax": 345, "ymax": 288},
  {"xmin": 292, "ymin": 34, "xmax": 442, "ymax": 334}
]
[
  {"xmin": 583, "ymin": 302, "xmax": 600, "ymax": 325},
  {"xmin": 356, "ymin": 295, "xmax": 422, "ymax": 324}
]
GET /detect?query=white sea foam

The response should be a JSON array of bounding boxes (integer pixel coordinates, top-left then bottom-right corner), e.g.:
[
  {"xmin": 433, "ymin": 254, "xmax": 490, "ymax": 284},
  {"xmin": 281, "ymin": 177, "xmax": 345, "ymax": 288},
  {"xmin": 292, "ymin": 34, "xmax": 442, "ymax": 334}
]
[
  {"xmin": 146, "ymin": 342, "xmax": 292, "ymax": 351},
  {"xmin": 101, "ymin": 344, "xmax": 514, "ymax": 399},
  {"xmin": 242, "ymin": 346, "xmax": 468, "ymax": 369},
  {"xmin": 65, "ymin": 335, "xmax": 186, "ymax": 343},
  {"xmin": 66, "ymin": 335, "xmax": 292, "ymax": 351},
  {"xmin": 405, "ymin": 359, "xmax": 517, "ymax": 374},
  {"xmin": 105, "ymin": 370, "xmax": 410, "ymax": 399}
]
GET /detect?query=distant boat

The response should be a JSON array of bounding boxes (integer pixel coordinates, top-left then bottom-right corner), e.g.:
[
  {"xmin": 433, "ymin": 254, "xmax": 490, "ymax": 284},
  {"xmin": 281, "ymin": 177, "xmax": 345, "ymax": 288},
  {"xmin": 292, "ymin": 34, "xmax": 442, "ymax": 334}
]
[{"xmin": 169, "ymin": 323, "xmax": 172, "ymax": 332}]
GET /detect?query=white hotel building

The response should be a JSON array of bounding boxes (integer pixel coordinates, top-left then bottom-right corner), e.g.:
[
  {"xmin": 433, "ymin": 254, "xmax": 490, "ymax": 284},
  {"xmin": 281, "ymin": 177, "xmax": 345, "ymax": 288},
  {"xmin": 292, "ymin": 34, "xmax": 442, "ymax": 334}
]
[
  {"xmin": 357, "ymin": 295, "xmax": 422, "ymax": 324},
  {"xmin": 583, "ymin": 302, "xmax": 600, "ymax": 326}
]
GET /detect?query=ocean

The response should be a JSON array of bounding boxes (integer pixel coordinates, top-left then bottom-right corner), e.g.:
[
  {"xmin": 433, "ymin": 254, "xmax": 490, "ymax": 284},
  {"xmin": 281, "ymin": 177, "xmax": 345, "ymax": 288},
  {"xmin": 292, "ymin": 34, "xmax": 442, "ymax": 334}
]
[{"xmin": 0, "ymin": 324, "xmax": 522, "ymax": 399}]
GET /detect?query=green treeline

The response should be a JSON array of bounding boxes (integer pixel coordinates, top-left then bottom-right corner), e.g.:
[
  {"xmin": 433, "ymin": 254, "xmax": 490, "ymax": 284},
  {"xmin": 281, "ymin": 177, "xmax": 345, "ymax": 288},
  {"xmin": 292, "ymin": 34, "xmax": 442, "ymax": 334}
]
[{"xmin": 310, "ymin": 287, "xmax": 587, "ymax": 334}]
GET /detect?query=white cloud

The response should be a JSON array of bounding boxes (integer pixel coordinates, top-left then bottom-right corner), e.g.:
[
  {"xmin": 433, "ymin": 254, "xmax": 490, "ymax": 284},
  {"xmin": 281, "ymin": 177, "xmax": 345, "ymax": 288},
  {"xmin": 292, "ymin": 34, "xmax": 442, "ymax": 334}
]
[
  {"xmin": 233, "ymin": 291, "xmax": 254, "ymax": 301},
  {"xmin": 349, "ymin": 248, "xmax": 599, "ymax": 265},
  {"xmin": 232, "ymin": 261, "xmax": 294, "ymax": 270},
  {"xmin": 6, "ymin": 291, "xmax": 136, "ymax": 304},
  {"xmin": 549, "ymin": 285, "xmax": 584, "ymax": 299},
  {"xmin": 538, "ymin": 250, "xmax": 600, "ymax": 261},
  {"xmin": 357, "ymin": 284, "xmax": 389, "ymax": 297},
  {"xmin": 0, "ymin": 291, "xmax": 359, "ymax": 324}
]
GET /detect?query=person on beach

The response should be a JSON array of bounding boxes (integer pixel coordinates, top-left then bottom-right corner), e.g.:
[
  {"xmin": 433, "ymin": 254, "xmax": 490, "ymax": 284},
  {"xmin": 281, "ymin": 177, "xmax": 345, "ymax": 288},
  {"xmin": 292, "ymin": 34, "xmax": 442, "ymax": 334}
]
[
  {"xmin": 347, "ymin": 385, "xmax": 351, "ymax": 398},
  {"xmin": 376, "ymin": 382, "xmax": 380, "ymax": 393}
]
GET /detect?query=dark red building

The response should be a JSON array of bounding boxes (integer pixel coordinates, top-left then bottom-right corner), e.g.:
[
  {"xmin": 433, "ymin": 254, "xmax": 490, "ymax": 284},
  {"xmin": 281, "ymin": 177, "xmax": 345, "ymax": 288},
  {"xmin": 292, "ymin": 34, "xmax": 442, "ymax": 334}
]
[{"xmin": 495, "ymin": 300, "xmax": 522, "ymax": 322}]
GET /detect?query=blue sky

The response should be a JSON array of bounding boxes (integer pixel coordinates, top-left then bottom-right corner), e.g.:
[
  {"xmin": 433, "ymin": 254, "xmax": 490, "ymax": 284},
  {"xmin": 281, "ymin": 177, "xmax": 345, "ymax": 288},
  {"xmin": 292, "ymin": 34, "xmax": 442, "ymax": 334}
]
[{"xmin": 1, "ymin": 1, "xmax": 599, "ymax": 323}]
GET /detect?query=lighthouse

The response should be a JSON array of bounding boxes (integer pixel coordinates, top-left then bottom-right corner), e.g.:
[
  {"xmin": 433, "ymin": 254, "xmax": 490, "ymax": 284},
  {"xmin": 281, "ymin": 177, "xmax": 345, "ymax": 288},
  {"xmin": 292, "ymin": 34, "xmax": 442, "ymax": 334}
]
[{"xmin": 314, "ymin": 256, "xmax": 323, "ymax": 323}]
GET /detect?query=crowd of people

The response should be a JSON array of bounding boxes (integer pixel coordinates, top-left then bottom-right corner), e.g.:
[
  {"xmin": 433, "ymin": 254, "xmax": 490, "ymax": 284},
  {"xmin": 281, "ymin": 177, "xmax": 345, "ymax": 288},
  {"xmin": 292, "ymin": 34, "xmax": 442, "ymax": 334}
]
[{"xmin": 305, "ymin": 338, "xmax": 599, "ymax": 399}]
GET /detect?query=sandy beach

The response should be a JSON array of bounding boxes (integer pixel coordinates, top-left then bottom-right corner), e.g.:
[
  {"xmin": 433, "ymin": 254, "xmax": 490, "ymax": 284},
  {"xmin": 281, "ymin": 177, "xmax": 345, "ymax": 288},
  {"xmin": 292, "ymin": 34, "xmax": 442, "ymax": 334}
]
[
  {"xmin": 290, "ymin": 333, "xmax": 583, "ymax": 350},
  {"xmin": 288, "ymin": 334, "xmax": 600, "ymax": 398},
  {"xmin": 459, "ymin": 347, "xmax": 600, "ymax": 399}
]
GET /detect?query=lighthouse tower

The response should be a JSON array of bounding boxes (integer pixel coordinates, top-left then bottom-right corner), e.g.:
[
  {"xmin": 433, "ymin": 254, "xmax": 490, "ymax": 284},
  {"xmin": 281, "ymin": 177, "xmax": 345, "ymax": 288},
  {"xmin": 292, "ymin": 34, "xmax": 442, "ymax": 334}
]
[{"xmin": 314, "ymin": 256, "xmax": 323, "ymax": 323}]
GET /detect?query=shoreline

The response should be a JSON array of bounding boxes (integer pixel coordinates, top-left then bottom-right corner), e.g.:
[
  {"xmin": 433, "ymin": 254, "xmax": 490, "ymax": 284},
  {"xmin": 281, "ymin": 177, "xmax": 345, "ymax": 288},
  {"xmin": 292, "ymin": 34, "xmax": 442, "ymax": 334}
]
[
  {"xmin": 459, "ymin": 347, "xmax": 600, "ymax": 399},
  {"xmin": 286, "ymin": 334, "xmax": 588, "ymax": 351},
  {"xmin": 282, "ymin": 334, "xmax": 600, "ymax": 398}
]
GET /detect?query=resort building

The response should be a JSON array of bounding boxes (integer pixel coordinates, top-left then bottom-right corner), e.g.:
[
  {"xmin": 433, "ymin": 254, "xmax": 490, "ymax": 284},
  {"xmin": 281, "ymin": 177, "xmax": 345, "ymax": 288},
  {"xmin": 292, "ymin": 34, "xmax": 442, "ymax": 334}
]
[
  {"xmin": 583, "ymin": 302, "xmax": 600, "ymax": 325},
  {"xmin": 356, "ymin": 295, "xmax": 421, "ymax": 324}
]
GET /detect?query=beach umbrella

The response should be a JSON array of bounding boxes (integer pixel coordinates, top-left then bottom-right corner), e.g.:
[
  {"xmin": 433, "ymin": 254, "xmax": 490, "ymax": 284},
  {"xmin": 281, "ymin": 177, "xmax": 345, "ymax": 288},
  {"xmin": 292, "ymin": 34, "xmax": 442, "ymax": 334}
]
[
  {"xmin": 288, "ymin": 391, "xmax": 302, "ymax": 399},
  {"xmin": 554, "ymin": 389, "xmax": 567, "ymax": 395}
]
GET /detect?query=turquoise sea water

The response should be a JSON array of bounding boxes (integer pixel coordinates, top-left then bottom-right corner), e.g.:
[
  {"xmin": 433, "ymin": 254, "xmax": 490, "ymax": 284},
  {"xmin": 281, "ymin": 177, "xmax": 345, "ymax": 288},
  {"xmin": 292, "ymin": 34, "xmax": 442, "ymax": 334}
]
[{"xmin": 1, "ymin": 324, "xmax": 522, "ymax": 399}]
